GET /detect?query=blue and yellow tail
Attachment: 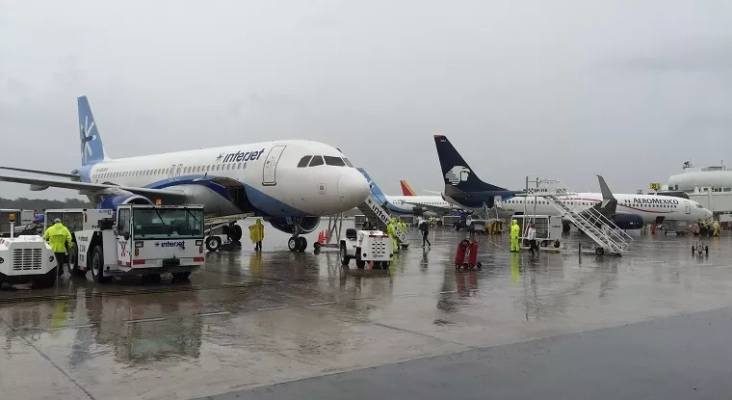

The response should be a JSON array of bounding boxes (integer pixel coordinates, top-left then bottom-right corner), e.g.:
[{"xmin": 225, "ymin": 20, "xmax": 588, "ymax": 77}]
[{"xmin": 78, "ymin": 96, "xmax": 109, "ymax": 166}]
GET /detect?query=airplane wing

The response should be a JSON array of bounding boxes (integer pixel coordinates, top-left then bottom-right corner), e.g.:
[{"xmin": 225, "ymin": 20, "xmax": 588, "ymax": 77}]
[
  {"xmin": 0, "ymin": 166, "xmax": 79, "ymax": 179},
  {"xmin": 0, "ymin": 173, "xmax": 187, "ymax": 200},
  {"xmin": 403, "ymin": 200, "xmax": 456, "ymax": 214}
]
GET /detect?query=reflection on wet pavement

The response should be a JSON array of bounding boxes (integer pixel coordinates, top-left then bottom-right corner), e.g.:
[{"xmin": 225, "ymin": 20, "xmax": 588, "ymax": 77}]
[{"xmin": 2, "ymin": 223, "xmax": 732, "ymax": 399}]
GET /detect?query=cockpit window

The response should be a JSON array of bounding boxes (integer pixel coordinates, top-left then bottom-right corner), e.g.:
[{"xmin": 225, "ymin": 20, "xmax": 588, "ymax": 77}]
[
  {"xmin": 323, "ymin": 156, "xmax": 346, "ymax": 167},
  {"xmin": 297, "ymin": 156, "xmax": 312, "ymax": 168},
  {"xmin": 342, "ymin": 158, "xmax": 354, "ymax": 167},
  {"xmin": 309, "ymin": 156, "xmax": 324, "ymax": 167},
  {"xmin": 696, "ymin": 204, "xmax": 704, "ymax": 208}
]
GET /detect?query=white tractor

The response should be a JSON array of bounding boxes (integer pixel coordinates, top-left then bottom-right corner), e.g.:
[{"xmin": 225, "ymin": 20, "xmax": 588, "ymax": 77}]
[
  {"xmin": 0, "ymin": 235, "xmax": 59, "ymax": 288},
  {"xmin": 339, "ymin": 228, "xmax": 392, "ymax": 269}
]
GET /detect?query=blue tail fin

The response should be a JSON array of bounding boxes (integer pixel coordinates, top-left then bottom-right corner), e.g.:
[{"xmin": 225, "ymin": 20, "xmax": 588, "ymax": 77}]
[
  {"xmin": 356, "ymin": 168, "xmax": 411, "ymax": 214},
  {"xmin": 78, "ymin": 96, "xmax": 108, "ymax": 166},
  {"xmin": 433, "ymin": 135, "xmax": 507, "ymax": 193}
]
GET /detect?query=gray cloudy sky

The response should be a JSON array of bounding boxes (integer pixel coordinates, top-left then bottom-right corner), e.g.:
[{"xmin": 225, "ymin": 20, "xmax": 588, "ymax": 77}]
[{"xmin": 1, "ymin": 0, "xmax": 731, "ymax": 200}]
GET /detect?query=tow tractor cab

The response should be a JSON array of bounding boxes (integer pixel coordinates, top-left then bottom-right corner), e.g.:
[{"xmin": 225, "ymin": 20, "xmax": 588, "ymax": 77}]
[
  {"xmin": 340, "ymin": 228, "xmax": 392, "ymax": 269},
  {"xmin": 47, "ymin": 205, "xmax": 206, "ymax": 283}
]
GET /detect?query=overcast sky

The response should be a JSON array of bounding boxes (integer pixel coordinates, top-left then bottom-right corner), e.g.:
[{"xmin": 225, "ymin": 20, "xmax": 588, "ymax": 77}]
[{"xmin": 1, "ymin": 0, "xmax": 731, "ymax": 200}]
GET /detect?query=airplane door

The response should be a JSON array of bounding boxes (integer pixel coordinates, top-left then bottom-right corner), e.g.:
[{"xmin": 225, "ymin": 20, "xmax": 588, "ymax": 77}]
[
  {"xmin": 262, "ymin": 145, "xmax": 287, "ymax": 186},
  {"xmin": 116, "ymin": 207, "xmax": 132, "ymax": 267},
  {"xmin": 685, "ymin": 201, "xmax": 691, "ymax": 214}
]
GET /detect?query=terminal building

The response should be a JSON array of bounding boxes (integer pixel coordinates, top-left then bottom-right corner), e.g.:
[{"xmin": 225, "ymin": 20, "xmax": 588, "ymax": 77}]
[{"xmin": 661, "ymin": 161, "xmax": 732, "ymax": 222}]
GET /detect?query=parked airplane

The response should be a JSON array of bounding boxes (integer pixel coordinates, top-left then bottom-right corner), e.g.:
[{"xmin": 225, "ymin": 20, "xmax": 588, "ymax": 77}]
[
  {"xmin": 400, "ymin": 180, "xmax": 417, "ymax": 196},
  {"xmin": 0, "ymin": 96, "xmax": 371, "ymax": 252},
  {"xmin": 433, "ymin": 135, "xmax": 713, "ymax": 229},
  {"xmin": 357, "ymin": 169, "xmax": 455, "ymax": 216}
]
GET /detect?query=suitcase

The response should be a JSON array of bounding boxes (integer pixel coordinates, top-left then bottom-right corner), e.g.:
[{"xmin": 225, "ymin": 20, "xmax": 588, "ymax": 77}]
[
  {"xmin": 454, "ymin": 239, "xmax": 470, "ymax": 269},
  {"xmin": 467, "ymin": 240, "xmax": 482, "ymax": 269}
]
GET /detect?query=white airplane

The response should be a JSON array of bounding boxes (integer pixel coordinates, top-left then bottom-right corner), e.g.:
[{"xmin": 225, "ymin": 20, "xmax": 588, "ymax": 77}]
[
  {"xmin": 433, "ymin": 135, "xmax": 713, "ymax": 229},
  {"xmin": 500, "ymin": 176, "xmax": 713, "ymax": 229},
  {"xmin": 355, "ymin": 169, "xmax": 455, "ymax": 216},
  {"xmin": 0, "ymin": 96, "xmax": 371, "ymax": 252}
]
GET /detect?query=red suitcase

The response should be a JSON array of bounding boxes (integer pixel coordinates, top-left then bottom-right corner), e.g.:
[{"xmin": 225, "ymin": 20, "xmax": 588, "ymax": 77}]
[
  {"xmin": 454, "ymin": 239, "xmax": 470, "ymax": 269},
  {"xmin": 467, "ymin": 240, "xmax": 482, "ymax": 269}
]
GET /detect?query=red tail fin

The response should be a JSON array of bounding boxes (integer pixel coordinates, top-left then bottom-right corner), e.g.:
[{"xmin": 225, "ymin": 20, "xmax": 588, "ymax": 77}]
[{"xmin": 400, "ymin": 180, "xmax": 417, "ymax": 196}]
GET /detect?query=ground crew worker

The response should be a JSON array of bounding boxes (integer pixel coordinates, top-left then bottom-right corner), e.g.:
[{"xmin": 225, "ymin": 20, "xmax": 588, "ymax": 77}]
[
  {"xmin": 418, "ymin": 217, "xmax": 431, "ymax": 248},
  {"xmin": 249, "ymin": 219, "xmax": 264, "ymax": 251},
  {"xmin": 387, "ymin": 219, "xmax": 399, "ymax": 254},
  {"xmin": 510, "ymin": 220, "xmax": 520, "ymax": 252},
  {"xmin": 527, "ymin": 223, "xmax": 538, "ymax": 255},
  {"xmin": 43, "ymin": 218, "xmax": 72, "ymax": 272},
  {"xmin": 398, "ymin": 219, "xmax": 407, "ymax": 234},
  {"xmin": 713, "ymin": 220, "xmax": 720, "ymax": 237},
  {"xmin": 701, "ymin": 219, "xmax": 709, "ymax": 237}
]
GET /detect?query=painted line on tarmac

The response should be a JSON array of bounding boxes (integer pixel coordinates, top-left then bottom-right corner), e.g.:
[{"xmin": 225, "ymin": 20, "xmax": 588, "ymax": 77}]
[
  {"xmin": 308, "ymin": 301, "xmax": 337, "ymax": 307},
  {"xmin": 256, "ymin": 305, "xmax": 289, "ymax": 312},
  {"xmin": 197, "ymin": 311, "xmax": 231, "ymax": 317},
  {"xmin": 126, "ymin": 317, "xmax": 167, "ymax": 324}
]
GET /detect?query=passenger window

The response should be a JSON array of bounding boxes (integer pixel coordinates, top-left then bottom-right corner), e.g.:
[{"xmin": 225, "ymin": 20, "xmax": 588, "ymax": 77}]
[
  {"xmin": 342, "ymin": 158, "xmax": 354, "ymax": 167},
  {"xmin": 324, "ymin": 156, "xmax": 346, "ymax": 167},
  {"xmin": 297, "ymin": 156, "xmax": 312, "ymax": 168},
  {"xmin": 206, "ymin": 165, "xmax": 211, "ymax": 172},
  {"xmin": 309, "ymin": 156, "xmax": 324, "ymax": 167},
  {"xmin": 237, "ymin": 163, "xmax": 242, "ymax": 169}
]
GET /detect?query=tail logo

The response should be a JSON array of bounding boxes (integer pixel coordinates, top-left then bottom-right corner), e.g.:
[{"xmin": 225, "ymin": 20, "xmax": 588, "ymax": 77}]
[
  {"xmin": 80, "ymin": 116, "xmax": 96, "ymax": 163},
  {"xmin": 445, "ymin": 166, "xmax": 470, "ymax": 185}
]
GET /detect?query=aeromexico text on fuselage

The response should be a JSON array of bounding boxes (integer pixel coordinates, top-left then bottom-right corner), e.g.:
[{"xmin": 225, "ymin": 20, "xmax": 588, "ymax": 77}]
[{"xmin": 218, "ymin": 148, "xmax": 266, "ymax": 163}]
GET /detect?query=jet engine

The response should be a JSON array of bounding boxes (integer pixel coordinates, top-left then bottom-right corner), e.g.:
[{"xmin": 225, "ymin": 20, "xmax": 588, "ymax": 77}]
[
  {"xmin": 96, "ymin": 192, "xmax": 153, "ymax": 210},
  {"xmin": 266, "ymin": 216, "xmax": 320, "ymax": 234},
  {"xmin": 610, "ymin": 214, "xmax": 644, "ymax": 230}
]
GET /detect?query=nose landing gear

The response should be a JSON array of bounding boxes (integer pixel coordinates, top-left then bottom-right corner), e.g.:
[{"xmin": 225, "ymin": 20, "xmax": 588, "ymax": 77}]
[
  {"xmin": 288, "ymin": 236, "xmax": 307, "ymax": 252},
  {"xmin": 288, "ymin": 219, "xmax": 308, "ymax": 252}
]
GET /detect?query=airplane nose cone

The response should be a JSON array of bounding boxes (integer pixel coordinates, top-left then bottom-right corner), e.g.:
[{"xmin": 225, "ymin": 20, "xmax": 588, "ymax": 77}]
[{"xmin": 338, "ymin": 172, "xmax": 370, "ymax": 209}]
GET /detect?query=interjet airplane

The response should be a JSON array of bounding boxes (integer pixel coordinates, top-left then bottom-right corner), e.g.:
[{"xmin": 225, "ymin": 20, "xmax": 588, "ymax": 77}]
[
  {"xmin": 433, "ymin": 135, "xmax": 712, "ymax": 230},
  {"xmin": 0, "ymin": 96, "xmax": 371, "ymax": 252}
]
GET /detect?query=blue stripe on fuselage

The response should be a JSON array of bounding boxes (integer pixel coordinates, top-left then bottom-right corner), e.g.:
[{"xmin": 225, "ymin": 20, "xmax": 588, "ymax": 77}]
[{"xmin": 81, "ymin": 170, "xmax": 310, "ymax": 217}]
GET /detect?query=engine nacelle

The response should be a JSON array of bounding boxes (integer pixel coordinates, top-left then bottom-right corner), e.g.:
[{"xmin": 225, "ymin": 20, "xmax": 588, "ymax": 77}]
[
  {"xmin": 611, "ymin": 214, "xmax": 644, "ymax": 230},
  {"xmin": 98, "ymin": 193, "xmax": 153, "ymax": 211},
  {"xmin": 266, "ymin": 216, "xmax": 320, "ymax": 234}
]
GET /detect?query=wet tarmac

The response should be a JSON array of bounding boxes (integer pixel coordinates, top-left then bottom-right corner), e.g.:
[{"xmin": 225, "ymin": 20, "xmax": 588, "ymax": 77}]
[{"xmin": 2, "ymin": 222, "xmax": 732, "ymax": 399}]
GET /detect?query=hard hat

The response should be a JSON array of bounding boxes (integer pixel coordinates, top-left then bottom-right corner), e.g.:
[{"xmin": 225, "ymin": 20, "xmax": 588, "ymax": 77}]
[{"xmin": 54, "ymin": 218, "xmax": 61, "ymax": 223}]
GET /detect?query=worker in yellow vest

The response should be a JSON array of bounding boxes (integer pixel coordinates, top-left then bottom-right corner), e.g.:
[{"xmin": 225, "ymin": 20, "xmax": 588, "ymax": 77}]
[
  {"xmin": 249, "ymin": 219, "xmax": 265, "ymax": 251},
  {"xmin": 43, "ymin": 218, "xmax": 73, "ymax": 272}
]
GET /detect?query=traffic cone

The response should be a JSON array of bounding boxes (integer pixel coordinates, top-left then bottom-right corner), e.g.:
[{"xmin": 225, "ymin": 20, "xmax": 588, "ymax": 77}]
[
  {"xmin": 368, "ymin": 261, "xmax": 374, "ymax": 269},
  {"xmin": 318, "ymin": 231, "xmax": 324, "ymax": 244}
]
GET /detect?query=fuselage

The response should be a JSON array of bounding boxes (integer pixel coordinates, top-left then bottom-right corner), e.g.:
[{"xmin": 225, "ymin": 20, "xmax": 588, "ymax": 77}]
[
  {"xmin": 384, "ymin": 195, "xmax": 453, "ymax": 215},
  {"xmin": 79, "ymin": 140, "xmax": 370, "ymax": 218},
  {"xmin": 499, "ymin": 193, "xmax": 712, "ymax": 223}
]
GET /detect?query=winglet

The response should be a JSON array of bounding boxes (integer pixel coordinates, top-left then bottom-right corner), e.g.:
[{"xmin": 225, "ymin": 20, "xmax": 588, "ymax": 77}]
[
  {"xmin": 400, "ymin": 180, "xmax": 417, "ymax": 196},
  {"xmin": 597, "ymin": 174, "xmax": 616, "ymax": 202}
]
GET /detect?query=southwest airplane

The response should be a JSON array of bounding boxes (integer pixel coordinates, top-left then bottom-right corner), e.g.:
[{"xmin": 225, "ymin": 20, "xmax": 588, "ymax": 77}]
[
  {"xmin": 357, "ymin": 169, "xmax": 455, "ymax": 216},
  {"xmin": 0, "ymin": 96, "xmax": 371, "ymax": 252},
  {"xmin": 433, "ymin": 135, "xmax": 712, "ymax": 229}
]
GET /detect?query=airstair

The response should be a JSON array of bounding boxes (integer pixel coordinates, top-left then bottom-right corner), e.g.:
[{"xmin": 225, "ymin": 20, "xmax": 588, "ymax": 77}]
[
  {"xmin": 524, "ymin": 178, "xmax": 633, "ymax": 256},
  {"xmin": 357, "ymin": 195, "xmax": 409, "ymax": 248}
]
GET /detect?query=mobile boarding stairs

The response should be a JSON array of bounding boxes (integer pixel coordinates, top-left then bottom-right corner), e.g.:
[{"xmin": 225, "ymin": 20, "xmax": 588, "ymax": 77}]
[{"xmin": 521, "ymin": 178, "xmax": 633, "ymax": 256}]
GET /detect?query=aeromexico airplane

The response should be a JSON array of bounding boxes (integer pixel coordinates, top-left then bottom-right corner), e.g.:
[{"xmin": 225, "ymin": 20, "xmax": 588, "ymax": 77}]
[
  {"xmin": 0, "ymin": 96, "xmax": 371, "ymax": 252},
  {"xmin": 433, "ymin": 135, "xmax": 713, "ymax": 229}
]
